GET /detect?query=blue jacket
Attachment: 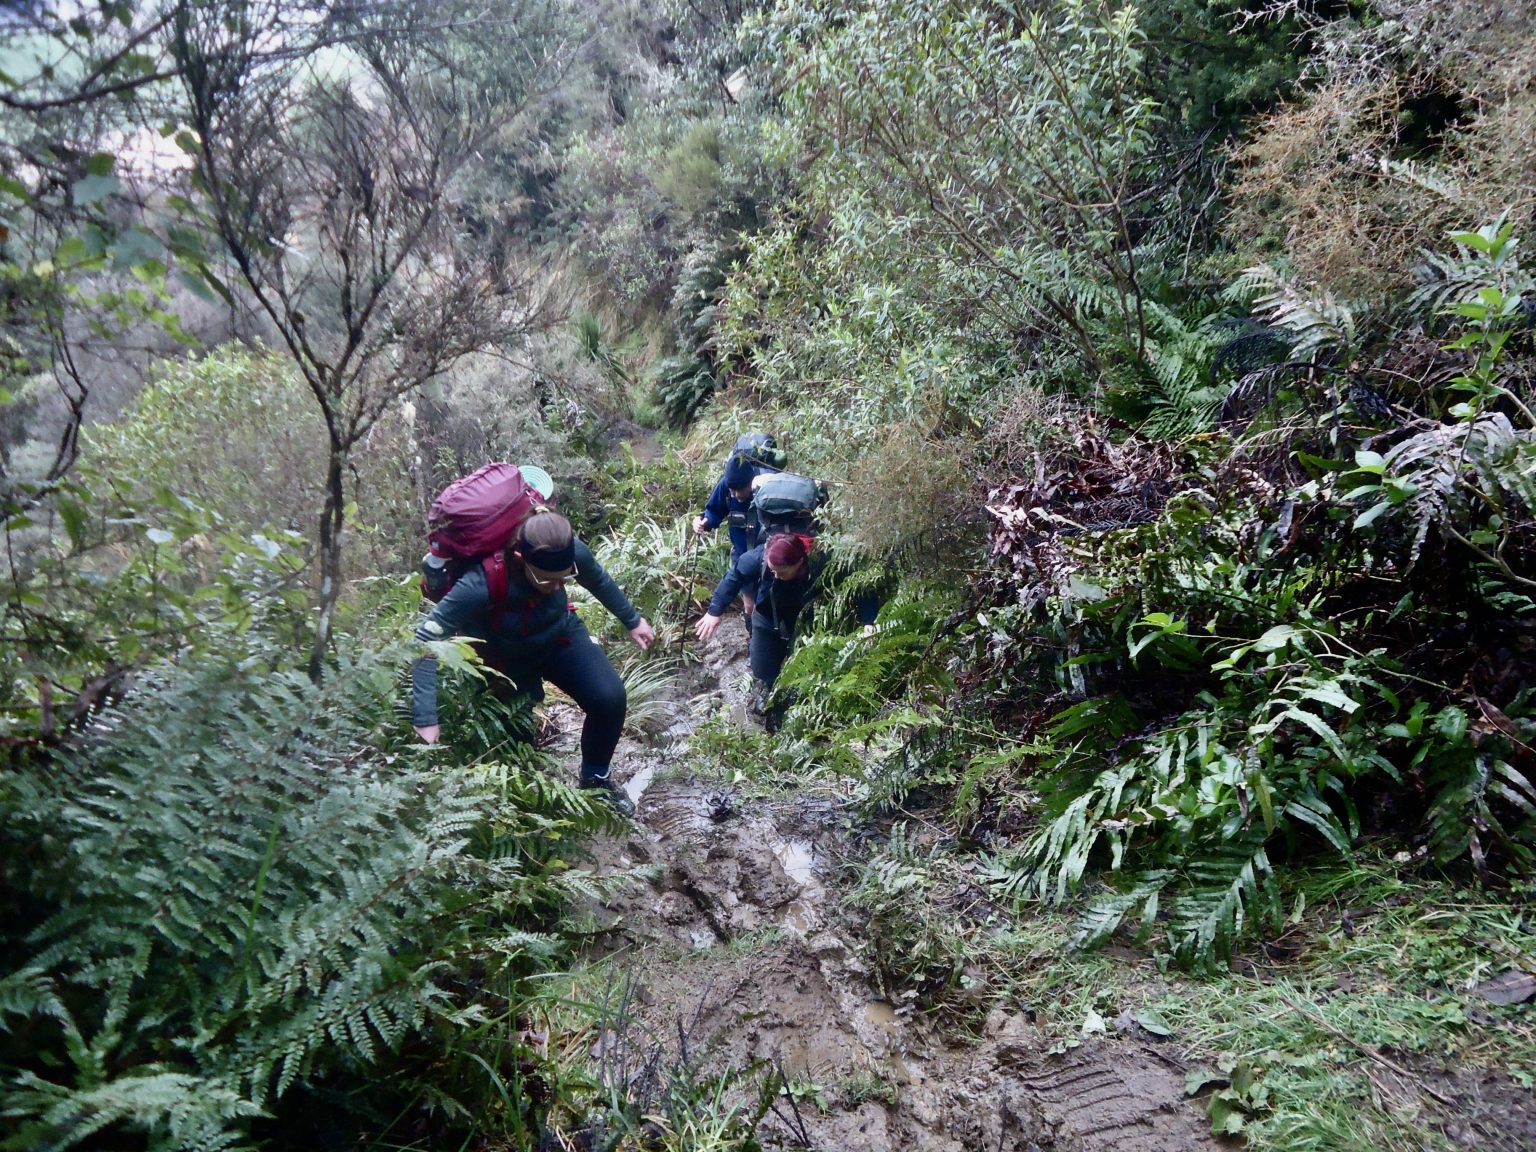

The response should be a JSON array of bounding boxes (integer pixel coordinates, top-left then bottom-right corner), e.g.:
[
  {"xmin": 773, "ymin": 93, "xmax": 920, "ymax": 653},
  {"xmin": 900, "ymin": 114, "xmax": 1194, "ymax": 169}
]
[
  {"xmin": 411, "ymin": 538, "xmax": 639, "ymax": 725},
  {"xmin": 699, "ymin": 469, "xmax": 767, "ymax": 557}
]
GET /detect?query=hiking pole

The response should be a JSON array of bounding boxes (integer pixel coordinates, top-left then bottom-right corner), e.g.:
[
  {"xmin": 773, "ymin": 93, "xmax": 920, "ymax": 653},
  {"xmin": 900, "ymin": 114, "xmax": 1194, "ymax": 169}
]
[{"xmin": 674, "ymin": 526, "xmax": 703, "ymax": 649}]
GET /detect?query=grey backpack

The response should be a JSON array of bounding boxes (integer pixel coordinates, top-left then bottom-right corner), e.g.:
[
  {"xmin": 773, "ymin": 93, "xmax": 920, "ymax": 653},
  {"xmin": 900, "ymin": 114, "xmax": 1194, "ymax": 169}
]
[{"xmin": 753, "ymin": 472, "xmax": 824, "ymax": 543}]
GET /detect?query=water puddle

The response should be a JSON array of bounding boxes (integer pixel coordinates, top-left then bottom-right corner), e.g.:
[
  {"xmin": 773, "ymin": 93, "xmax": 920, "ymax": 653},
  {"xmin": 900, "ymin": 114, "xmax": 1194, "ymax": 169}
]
[
  {"xmin": 864, "ymin": 1001, "xmax": 923, "ymax": 1081},
  {"xmin": 773, "ymin": 837, "xmax": 816, "ymax": 884},
  {"xmin": 772, "ymin": 838, "xmax": 822, "ymax": 934},
  {"xmin": 886, "ymin": 1051, "xmax": 926, "ymax": 1084},
  {"xmin": 624, "ymin": 763, "xmax": 657, "ymax": 804},
  {"xmin": 784, "ymin": 899, "xmax": 813, "ymax": 933}
]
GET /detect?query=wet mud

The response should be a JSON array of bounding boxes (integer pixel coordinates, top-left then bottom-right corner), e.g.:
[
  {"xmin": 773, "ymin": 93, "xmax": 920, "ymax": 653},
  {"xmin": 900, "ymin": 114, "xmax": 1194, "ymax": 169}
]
[{"xmin": 547, "ymin": 613, "xmax": 1222, "ymax": 1151}]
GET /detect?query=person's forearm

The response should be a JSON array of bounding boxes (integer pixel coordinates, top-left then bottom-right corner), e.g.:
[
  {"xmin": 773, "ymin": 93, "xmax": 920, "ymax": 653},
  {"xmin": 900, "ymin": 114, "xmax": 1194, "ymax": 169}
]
[{"xmin": 410, "ymin": 656, "xmax": 440, "ymax": 727}]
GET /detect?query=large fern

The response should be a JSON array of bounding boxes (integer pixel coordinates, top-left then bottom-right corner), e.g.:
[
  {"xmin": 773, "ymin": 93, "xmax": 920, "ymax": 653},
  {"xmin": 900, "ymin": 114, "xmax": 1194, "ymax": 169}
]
[
  {"xmin": 0, "ymin": 638, "xmax": 565, "ymax": 1149},
  {"xmin": 984, "ymin": 649, "xmax": 1372, "ymax": 970},
  {"xmin": 1126, "ymin": 300, "xmax": 1231, "ymax": 439},
  {"xmin": 1227, "ymin": 262, "xmax": 1361, "ymax": 361}
]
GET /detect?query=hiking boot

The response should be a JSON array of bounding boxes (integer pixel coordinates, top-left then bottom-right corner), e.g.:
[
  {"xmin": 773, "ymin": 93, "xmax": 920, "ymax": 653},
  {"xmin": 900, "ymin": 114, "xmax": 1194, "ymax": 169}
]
[
  {"xmin": 748, "ymin": 679, "xmax": 770, "ymax": 719},
  {"xmin": 579, "ymin": 766, "xmax": 636, "ymax": 818}
]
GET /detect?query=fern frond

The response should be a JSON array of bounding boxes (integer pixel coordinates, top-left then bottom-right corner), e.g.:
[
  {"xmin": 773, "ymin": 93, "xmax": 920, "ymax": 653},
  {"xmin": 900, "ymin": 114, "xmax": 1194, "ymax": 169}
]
[
  {"xmin": 0, "ymin": 640, "xmax": 563, "ymax": 1144},
  {"xmin": 1369, "ymin": 414, "xmax": 1532, "ymax": 568},
  {"xmin": 1167, "ymin": 834, "xmax": 1278, "ymax": 970},
  {"xmin": 0, "ymin": 968, "xmax": 72, "ymax": 1031},
  {"xmin": 1427, "ymin": 755, "xmax": 1536, "ymax": 871},
  {"xmin": 1227, "ymin": 263, "xmax": 1359, "ymax": 360},
  {"xmin": 1074, "ymin": 870, "xmax": 1172, "ymax": 950},
  {"xmin": 5, "ymin": 1068, "xmax": 261, "ymax": 1152},
  {"xmin": 1407, "ymin": 216, "xmax": 1532, "ymax": 320},
  {"xmin": 1385, "ymin": 157, "xmax": 1461, "ymax": 202},
  {"xmin": 554, "ymin": 865, "xmax": 654, "ymax": 906}
]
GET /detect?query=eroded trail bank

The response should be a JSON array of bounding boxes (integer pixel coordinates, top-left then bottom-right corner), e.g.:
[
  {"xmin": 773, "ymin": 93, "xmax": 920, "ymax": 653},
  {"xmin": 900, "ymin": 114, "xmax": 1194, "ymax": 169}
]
[{"xmin": 547, "ymin": 622, "xmax": 1221, "ymax": 1152}]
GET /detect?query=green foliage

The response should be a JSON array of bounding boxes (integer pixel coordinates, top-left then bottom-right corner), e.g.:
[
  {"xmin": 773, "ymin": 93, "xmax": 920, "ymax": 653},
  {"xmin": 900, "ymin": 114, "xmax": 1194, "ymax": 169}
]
[
  {"xmin": 1137, "ymin": 0, "xmax": 1309, "ymax": 134},
  {"xmin": 82, "ymin": 346, "xmax": 326, "ymax": 537},
  {"xmin": 1108, "ymin": 298, "xmax": 1233, "ymax": 438},
  {"xmin": 654, "ymin": 121, "xmax": 726, "ymax": 220},
  {"xmin": 1, "ymin": 471, "xmax": 311, "ymax": 745},
  {"xmin": 651, "ymin": 354, "xmax": 718, "ymax": 430},
  {"xmin": 1227, "ymin": 263, "xmax": 1361, "ymax": 363},
  {"xmin": 984, "ymin": 645, "xmax": 1386, "ymax": 969},
  {"xmin": 844, "ymin": 824, "xmax": 970, "ymax": 998},
  {"xmin": 0, "ymin": 629, "xmax": 627, "ymax": 1149},
  {"xmin": 587, "ymin": 513, "xmax": 725, "ymax": 644},
  {"xmin": 0, "ymin": 640, "xmax": 468, "ymax": 1145},
  {"xmin": 613, "ymin": 651, "xmax": 685, "ymax": 735},
  {"xmin": 573, "ymin": 969, "xmax": 791, "ymax": 1152},
  {"xmin": 770, "ymin": 587, "xmax": 970, "ymax": 809},
  {"xmin": 0, "ymin": 4, "xmax": 297, "ymax": 504},
  {"xmin": 963, "ymin": 225, "xmax": 1536, "ymax": 968},
  {"xmin": 735, "ymin": 0, "xmax": 1165, "ymax": 397}
]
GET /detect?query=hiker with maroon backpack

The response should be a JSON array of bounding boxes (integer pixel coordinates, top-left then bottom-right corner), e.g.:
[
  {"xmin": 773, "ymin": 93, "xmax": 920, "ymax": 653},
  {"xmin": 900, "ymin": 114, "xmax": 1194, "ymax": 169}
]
[{"xmin": 411, "ymin": 464, "xmax": 653, "ymax": 816}]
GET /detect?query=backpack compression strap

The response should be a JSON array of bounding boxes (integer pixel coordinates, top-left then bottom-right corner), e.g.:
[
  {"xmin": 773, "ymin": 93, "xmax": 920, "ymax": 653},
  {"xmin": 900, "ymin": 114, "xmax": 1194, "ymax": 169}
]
[{"xmin": 481, "ymin": 551, "xmax": 510, "ymax": 604}]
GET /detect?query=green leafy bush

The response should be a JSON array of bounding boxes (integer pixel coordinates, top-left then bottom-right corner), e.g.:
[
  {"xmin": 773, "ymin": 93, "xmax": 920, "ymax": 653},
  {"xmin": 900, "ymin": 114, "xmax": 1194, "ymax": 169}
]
[
  {"xmin": 0, "ymin": 632, "xmax": 620, "ymax": 1149},
  {"xmin": 1, "ymin": 473, "xmax": 311, "ymax": 746},
  {"xmin": 967, "ymin": 224, "xmax": 1536, "ymax": 969}
]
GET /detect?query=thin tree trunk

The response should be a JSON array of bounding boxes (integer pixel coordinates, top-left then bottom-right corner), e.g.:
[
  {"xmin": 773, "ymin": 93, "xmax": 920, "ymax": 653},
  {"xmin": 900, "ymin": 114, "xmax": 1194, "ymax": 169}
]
[{"xmin": 308, "ymin": 446, "xmax": 346, "ymax": 682}]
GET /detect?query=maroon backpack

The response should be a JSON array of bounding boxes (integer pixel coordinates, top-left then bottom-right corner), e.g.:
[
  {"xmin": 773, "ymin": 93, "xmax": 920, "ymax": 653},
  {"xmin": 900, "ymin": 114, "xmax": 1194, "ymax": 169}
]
[{"xmin": 420, "ymin": 463, "xmax": 546, "ymax": 603}]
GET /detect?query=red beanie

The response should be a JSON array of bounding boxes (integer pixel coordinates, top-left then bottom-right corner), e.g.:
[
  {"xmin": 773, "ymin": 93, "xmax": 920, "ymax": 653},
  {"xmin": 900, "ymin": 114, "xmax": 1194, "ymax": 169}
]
[{"xmin": 765, "ymin": 533, "xmax": 810, "ymax": 567}]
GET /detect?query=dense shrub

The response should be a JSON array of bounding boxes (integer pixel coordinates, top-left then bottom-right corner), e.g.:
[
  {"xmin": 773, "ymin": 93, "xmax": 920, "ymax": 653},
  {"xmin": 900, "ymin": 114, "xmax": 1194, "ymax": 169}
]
[
  {"xmin": 0, "ymin": 628, "xmax": 626, "ymax": 1148},
  {"xmin": 968, "ymin": 224, "xmax": 1536, "ymax": 968}
]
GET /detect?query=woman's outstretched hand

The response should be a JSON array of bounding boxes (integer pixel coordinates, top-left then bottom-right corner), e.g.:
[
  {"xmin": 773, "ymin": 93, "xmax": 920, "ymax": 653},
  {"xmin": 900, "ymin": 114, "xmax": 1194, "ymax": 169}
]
[
  {"xmin": 630, "ymin": 619, "xmax": 655, "ymax": 649},
  {"xmin": 694, "ymin": 613, "xmax": 722, "ymax": 642}
]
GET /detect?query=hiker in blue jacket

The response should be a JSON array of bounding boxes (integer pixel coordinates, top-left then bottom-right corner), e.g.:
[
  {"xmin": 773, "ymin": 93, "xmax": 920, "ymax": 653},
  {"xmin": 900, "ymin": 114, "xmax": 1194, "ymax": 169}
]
[
  {"xmin": 412, "ymin": 509, "xmax": 654, "ymax": 815},
  {"xmin": 692, "ymin": 437, "xmax": 782, "ymax": 630},
  {"xmin": 692, "ymin": 452, "xmax": 764, "ymax": 561},
  {"xmin": 694, "ymin": 532, "xmax": 876, "ymax": 730}
]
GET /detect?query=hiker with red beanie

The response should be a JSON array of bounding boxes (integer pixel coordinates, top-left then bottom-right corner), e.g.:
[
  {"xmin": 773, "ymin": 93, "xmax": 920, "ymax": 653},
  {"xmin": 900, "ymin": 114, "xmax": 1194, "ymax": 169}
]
[{"xmin": 694, "ymin": 531, "xmax": 876, "ymax": 729}]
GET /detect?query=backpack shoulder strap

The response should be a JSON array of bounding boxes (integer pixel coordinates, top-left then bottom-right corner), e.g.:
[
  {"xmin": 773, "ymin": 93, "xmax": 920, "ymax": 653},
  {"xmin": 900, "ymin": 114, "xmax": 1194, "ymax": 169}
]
[{"xmin": 481, "ymin": 551, "xmax": 510, "ymax": 604}]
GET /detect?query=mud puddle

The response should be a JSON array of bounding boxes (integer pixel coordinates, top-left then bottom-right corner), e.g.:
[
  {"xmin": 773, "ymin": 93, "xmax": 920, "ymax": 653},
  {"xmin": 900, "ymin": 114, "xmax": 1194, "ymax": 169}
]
[{"xmin": 553, "ymin": 609, "xmax": 1218, "ymax": 1151}]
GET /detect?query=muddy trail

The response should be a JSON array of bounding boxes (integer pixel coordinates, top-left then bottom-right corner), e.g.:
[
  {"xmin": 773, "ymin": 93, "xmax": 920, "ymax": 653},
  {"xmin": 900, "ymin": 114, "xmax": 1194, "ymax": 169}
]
[{"xmin": 541, "ymin": 616, "xmax": 1223, "ymax": 1152}]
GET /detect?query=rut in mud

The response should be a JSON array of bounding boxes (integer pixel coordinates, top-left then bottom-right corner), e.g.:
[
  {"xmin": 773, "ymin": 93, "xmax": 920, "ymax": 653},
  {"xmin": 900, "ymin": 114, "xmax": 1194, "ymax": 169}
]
[{"xmin": 544, "ymin": 615, "xmax": 1221, "ymax": 1152}]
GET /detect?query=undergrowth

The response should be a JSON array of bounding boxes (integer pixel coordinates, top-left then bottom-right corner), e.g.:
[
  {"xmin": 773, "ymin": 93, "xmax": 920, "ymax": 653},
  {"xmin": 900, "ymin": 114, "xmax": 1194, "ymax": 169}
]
[{"xmin": 845, "ymin": 842, "xmax": 1533, "ymax": 1150}]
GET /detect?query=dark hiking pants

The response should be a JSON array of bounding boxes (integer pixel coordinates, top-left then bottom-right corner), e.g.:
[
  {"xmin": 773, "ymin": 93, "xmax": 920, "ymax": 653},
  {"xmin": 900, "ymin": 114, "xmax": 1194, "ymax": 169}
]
[{"xmin": 503, "ymin": 617, "xmax": 628, "ymax": 770}]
